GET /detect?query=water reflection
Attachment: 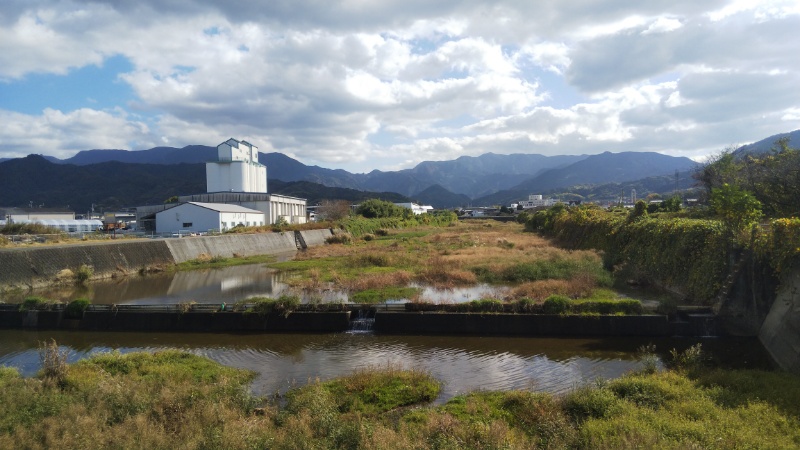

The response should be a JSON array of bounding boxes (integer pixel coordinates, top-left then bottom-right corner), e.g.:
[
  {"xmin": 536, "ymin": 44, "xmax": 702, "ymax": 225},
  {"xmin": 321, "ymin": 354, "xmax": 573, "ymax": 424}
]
[
  {"xmin": 0, "ymin": 330, "xmax": 772, "ymax": 403},
  {"xmin": 4, "ymin": 263, "xmax": 513, "ymax": 305}
]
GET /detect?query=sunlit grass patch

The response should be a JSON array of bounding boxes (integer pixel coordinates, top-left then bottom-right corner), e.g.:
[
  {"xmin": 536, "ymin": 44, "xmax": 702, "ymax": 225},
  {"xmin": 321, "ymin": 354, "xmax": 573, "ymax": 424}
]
[
  {"xmin": 287, "ymin": 364, "xmax": 441, "ymax": 416},
  {"xmin": 351, "ymin": 287, "xmax": 420, "ymax": 304},
  {"xmin": 175, "ymin": 254, "xmax": 275, "ymax": 271}
]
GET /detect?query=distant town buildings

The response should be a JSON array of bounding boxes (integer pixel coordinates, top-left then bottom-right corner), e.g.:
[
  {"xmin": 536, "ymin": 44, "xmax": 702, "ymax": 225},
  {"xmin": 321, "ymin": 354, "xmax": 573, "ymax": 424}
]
[{"xmin": 394, "ymin": 202, "xmax": 434, "ymax": 215}]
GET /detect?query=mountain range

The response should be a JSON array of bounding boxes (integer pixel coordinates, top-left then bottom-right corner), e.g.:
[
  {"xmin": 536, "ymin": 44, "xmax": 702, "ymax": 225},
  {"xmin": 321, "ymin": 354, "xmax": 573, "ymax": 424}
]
[{"xmin": 1, "ymin": 129, "xmax": 796, "ymax": 212}]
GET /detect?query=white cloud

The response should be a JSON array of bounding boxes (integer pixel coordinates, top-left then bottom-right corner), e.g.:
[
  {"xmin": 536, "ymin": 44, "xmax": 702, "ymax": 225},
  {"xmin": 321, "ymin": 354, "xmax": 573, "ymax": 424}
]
[
  {"xmin": 0, "ymin": 108, "xmax": 153, "ymax": 159},
  {"xmin": 0, "ymin": 0, "xmax": 798, "ymax": 173}
]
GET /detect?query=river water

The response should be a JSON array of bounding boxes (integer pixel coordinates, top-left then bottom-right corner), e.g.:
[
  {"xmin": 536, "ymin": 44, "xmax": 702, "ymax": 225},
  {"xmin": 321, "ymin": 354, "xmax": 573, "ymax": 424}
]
[
  {"xmin": 0, "ymin": 329, "xmax": 771, "ymax": 403},
  {"xmin": 3, "ymin": 263, "xmax": 508, "ymax": 306},
  {"xmin": 0, "ymin": 264, "xmax": 776, "ymax": 402}
]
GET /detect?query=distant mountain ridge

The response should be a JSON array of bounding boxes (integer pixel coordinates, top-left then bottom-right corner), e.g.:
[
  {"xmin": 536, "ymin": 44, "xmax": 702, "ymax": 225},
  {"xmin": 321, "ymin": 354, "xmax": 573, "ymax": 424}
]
[{"xmin": 4, "ymin": 129, "xmax": 796, "ymax": 211}]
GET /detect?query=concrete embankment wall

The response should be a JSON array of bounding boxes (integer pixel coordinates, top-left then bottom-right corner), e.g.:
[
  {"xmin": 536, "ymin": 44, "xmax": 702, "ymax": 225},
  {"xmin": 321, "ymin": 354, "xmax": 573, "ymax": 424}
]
[
  {"xmin": 759, "ymin": 263, "xmax": 800, "ymax": 374},
  {"xmin": 298, "ymin": 229, "xmax": 333, "ymax": 247},
  {"xmin": 374, "ymin": 312, "xmax": 671, "ymax": 336},
  {"xmin": 0, "ymin": 229, "xmax": 334, "ymax": 289},
  {"xmin": 0, "ymin": 240, "xmax": 175, "ymax": 289},
  {"xmin": 164, "ymin": 232, "xmax": 297, "ymax": 263}
]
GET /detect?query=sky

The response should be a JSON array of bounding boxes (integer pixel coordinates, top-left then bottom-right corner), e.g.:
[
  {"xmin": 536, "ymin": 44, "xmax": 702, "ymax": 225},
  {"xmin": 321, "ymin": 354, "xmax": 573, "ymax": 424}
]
[{"xmin": 1, "ymin": 1, "xmax": 799, "ymax": 173}]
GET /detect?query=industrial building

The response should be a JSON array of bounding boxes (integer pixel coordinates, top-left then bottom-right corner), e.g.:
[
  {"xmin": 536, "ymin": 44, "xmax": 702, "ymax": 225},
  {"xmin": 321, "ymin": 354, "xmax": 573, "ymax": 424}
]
[
  {"xmin": 137, "ymin": 138, "xmax": 307, "ymax": 234},
  {"xmin": 154, "ymin": 202, "xmax": 266, "ymax": 234}
]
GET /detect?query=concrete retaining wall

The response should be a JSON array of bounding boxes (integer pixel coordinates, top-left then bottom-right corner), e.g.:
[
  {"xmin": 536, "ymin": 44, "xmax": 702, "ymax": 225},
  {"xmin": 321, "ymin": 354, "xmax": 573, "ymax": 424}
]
[
  {"xmin": 374, "ymin": 312, "xmax": 671, "ymax": 336},
  {"xmin": 164, "ymin": 233, "xmax": 297, "ymax": 263},
  {"xmin": 298, "ymin": 229, "xmax": 333, "ymax": 247},
  {"xmin": 0, "ymin": 240, "xmax": 174, "ymax": 288},
  {"xmin": 0, "ymin": 231, "xmax": 326, "ymax": 288},
  {"xmin": 759, "ymin": 263, "xmax": 800, "ymax": 374}
]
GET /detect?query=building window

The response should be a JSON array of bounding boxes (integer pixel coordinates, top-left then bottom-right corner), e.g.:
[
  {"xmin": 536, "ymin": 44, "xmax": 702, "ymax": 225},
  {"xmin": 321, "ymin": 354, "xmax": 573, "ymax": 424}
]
[{"xmin": 182, "ymin": 222, "xmax": 193, "ymax": 227}]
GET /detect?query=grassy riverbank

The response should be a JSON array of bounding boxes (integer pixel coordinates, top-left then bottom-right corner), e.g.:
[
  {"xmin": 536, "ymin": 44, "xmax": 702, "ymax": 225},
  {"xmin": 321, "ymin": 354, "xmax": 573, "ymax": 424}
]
[
  {"xmin": 1, "ymin": 345, "xmax": 798, "ymax": 449},
  {"xmin": 269, "ymin": 221, "xmax": 640, "ymax": 309}
]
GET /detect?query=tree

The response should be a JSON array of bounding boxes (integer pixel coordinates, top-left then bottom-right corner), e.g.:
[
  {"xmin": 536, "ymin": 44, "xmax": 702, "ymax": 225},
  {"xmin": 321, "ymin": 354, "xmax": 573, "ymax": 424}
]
[
  {"xmin": 316, "ymin": 199, "xmax": 351, "ymax": 221},
  {"xmin": 355, "ymin": 199, "xmax": 407, "ymax": 219},
  {"xmin": 629, "ymin": 200, "xmax": 648, "ymax": 220},
  {"xmin": 709, "ymin": 183, "xmax": 762, "ymax": 232}
]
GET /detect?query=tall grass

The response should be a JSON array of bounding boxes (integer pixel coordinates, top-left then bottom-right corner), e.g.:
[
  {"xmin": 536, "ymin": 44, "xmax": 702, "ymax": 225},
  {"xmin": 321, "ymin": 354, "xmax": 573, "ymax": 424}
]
[{"xmin": 0, "ymin": 348, "xmax": 798, "ymax": 449}]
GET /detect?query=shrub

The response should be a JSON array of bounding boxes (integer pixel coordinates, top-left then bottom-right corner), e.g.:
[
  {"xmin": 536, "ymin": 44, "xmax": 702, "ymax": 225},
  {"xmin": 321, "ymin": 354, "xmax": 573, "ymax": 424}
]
[
  {"xmin": 542, "ymin": 295, "xmax": 571, "ymax": 314},
  {"xmin": 326, "ymin": 234, "xmax": 352, "ymax": 245},
  {"xmin": 38, "ymin": 339, "xmax": 69, "ymax": 387},
  {"xmin": 64, "ymin": 298, "xmax": 91, "ymax": 319},
  {"xmin": 562, "ymin": 385, "xmax": 619, "ymax": 422},
  {"xmin": 467, "ymin": 298, "xmax": 504, "ymax": 313},
  {"xmin": 513, "ymin": 297, "xmax": 538, "ymax": 313},
  {"xmin": 249, "ymin": 296, "xmax": 301, "ymax": 317},
  {"xmin": 667, "ymin": 344, "xmax": 705, "ymax": 373},
  {"xmin": 636, "ymin": 344, "xmax": 659, "ymax": 375},
  {"xmin": 570, "ymin": 299, "xmax": 643, "ymax": 315},
  {"xmin": 19, "ymin": 296, "xmax": 54, "ymax": 311},
  {"xmin": 74, "ymin": 264, "xmax": 94, "ymax": 283}
]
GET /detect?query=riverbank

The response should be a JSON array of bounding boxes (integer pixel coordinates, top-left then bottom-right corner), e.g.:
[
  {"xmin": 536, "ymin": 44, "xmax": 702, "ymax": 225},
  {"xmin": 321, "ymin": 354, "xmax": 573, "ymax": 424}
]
[
  {"xmin": 1, "ymin": 347, "xmax": 797, "ymax": 449},
  {"xmin": 0, "ymin": 229, "xmax": 333, "ymax": 291}
]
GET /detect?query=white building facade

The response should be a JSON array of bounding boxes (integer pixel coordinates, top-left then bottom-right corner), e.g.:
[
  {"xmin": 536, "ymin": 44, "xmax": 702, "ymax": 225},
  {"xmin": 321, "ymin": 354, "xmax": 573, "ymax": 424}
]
[
  {"xmin": 155, "ymin": 202, "xmax": 266, "ymax": 234},
  {"xmin": 206, "ymin": 138, "xmax": 267, "ymax": 193},
  {"xmin": 519, "ymin": 194, "xmax": 557, "ymax": 209}
]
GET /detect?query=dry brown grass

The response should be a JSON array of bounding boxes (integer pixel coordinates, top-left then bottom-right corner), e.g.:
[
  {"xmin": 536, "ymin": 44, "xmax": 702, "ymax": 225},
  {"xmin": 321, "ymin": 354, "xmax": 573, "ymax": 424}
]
[
  {"xmin": 275, "ymin": 221, "xmax": 610, "ymax": 300},
  {"xmin": 343, "ymin": 271, "xmax": 414, "ymax": 291},
  {"xmin": 510, "ymin": 273, "xmax": 598, "ymax": 300}
]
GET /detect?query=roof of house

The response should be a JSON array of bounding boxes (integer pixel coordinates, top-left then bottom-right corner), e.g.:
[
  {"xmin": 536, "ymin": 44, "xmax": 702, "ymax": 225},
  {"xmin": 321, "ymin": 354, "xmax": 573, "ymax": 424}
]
[{"xmin": 185, "ymin": 202, "xmax": 264, "ymax": 214}]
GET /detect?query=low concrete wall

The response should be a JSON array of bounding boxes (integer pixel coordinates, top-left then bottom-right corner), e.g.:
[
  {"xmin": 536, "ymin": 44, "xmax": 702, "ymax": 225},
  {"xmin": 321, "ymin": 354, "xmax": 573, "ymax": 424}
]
[
  {"xmin": 298, "ymin": 229, "xmax": 333, "ymax": 247},
  {"xmin": 0, "ymin": 240, "xmax": 174, "ymax": 289},
  {"xmin": 0, "ymin": 309, "xmax": 351, "ymax": 333},
  {"xmin": 374, "ymin": 312, "xmax": 671, "ymax": 336},
  {"xmin": 759, "ymin": 263, "xmax": 800, "ymax": 374},
  {"xmin": 165, "ymin": 233, "xmax": 297, "ymax": 263}
]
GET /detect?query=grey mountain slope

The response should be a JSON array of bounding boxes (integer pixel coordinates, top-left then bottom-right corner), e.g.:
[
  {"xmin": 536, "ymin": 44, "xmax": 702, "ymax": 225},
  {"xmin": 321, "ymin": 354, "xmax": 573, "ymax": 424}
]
[
  {"xmin": 511, "ymin": 151, "xmax": 697, "ymax": 193},
  {"xmin": 360, "ymin": 153, "xmax": 586, "ymax": 198},
  {"xmin": 411, "ymin": 184, "xmax": 472, "ymax": 209},
  {"xmin": 734, "ymin": 129, "xmax": 800, "ymax": 156},
  {"xmin": 473, "ymin": 152, "xmax": 698, "ymax": 206}
]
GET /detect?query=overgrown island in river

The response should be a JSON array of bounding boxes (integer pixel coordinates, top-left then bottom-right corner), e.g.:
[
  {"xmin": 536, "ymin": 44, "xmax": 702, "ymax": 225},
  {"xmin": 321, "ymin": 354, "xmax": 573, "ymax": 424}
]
[{"xmin": 2, "ymin": 142, "xmax": 800, "ymax": 448}]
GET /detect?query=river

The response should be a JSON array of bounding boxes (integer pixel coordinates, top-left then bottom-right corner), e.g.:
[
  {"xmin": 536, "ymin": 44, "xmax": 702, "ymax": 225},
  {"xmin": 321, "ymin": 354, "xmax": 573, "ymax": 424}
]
[{"xmin": 0, "ymin": 329, "xmax": 772, "ymax": 403}]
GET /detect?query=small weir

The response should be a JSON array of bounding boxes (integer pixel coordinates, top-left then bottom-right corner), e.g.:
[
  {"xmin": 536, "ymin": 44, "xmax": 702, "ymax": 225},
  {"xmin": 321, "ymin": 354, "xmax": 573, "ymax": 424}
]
[{"xmin": 348, "ymin": 309, "xmax": 375, "ymax": 333}]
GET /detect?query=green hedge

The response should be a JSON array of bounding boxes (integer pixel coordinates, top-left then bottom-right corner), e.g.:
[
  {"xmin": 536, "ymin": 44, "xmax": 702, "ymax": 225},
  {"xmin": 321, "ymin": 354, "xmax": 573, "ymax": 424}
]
[{"xmin": 526, "ymin": 206, "xmax": 729, "ymax": 304}]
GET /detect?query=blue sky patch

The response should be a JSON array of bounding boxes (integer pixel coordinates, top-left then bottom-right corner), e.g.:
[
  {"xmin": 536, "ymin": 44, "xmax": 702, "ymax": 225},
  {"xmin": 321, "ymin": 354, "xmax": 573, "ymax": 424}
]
[{"xmin": 0, "ymin": 54, "xmax": 135, "ymax": 114}]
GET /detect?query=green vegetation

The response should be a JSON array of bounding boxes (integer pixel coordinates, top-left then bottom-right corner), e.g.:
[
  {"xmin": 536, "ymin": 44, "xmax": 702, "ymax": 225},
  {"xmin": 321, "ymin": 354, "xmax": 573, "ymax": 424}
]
[
  {"xmin": 247, "ymin": 295, "xmax": 301, "ymax": 316},
  {"xmin": 74, "ymin": 264, "xmax": 93, "ymax": 283},
  {"xmin": 525, "ymin": 205, "xmax": 729, "ymax": 303},
  {"xmin": 64, "ymin": 298, "xmax": 91, "ymax": 319},
  {"xmin": 18, "ymin": 296, "xmax": 61, "ymax": 311},
  {"xmin": 697, "ymin": 137, "xmax": 800, "ymax": 219},
  {"xmin": 1, "ymin": 347, "xmax": 797, "ymax": 449},
  {"xmin": 350, "ymin": 287, "xmax": 420, "ymax": 304},
  {"xmin": 174, "ymin": 254, "xmax": 275, "ymax": 271},
  {"xmin": 0, "ymin": 222, "xmax": 64, "ymax": 236}
]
